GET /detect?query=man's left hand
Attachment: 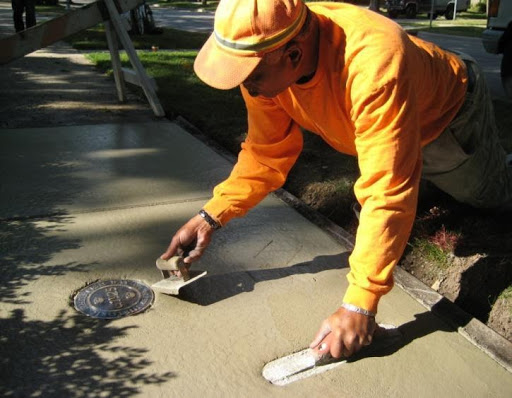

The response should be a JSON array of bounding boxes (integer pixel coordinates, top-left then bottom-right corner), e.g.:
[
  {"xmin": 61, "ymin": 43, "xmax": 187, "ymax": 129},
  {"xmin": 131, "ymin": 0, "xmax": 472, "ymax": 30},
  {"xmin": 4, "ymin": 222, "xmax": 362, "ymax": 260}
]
[{"xmin": 309, "ymin": 307, "xmax": 376, "ymax": 358}]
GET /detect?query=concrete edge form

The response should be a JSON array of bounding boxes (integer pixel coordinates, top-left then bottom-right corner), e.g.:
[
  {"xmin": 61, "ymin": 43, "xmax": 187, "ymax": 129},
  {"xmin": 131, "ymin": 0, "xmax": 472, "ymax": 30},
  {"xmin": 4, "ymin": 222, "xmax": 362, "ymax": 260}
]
[{"xmin": 174, "ymin": 115, "xmax": 512, "ymax": 374}]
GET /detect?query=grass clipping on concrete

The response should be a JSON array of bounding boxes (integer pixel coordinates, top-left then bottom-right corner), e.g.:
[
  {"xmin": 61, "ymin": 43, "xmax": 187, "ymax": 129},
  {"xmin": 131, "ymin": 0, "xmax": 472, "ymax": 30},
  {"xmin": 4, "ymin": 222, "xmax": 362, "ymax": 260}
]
[{"xmin": 76, "ymin": 26, "xmax": 512, "ymax": 341}]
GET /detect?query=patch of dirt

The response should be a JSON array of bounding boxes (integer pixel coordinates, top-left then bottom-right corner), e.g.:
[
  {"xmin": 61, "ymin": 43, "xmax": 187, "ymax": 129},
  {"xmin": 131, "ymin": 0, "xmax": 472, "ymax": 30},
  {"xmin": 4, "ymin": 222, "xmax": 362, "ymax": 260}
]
[
  {"xmin": 405, "ymin": 191, "xmax": 512, "ymax": 332},
  {"xmin": 488, "ymin": 295, "xmax": 512, "ymax": 341}
]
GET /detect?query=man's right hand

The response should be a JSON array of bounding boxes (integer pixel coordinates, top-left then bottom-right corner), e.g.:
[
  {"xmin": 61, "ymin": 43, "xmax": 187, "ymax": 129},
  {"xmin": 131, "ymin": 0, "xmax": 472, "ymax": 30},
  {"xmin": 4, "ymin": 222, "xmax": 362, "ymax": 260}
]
[{"xmin": 161, "ymin": 214, "xmax": 215, "ymax": 264}]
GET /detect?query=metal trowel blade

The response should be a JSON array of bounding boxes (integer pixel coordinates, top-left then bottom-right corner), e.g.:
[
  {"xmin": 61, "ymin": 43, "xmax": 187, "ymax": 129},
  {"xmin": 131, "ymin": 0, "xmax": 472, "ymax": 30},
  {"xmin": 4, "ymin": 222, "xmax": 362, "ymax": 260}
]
[
  {"xmin": 262, "ymin": 324, "xmax": 402, "ymax": 386},
  {"xmin": 152, "ymin": 270, "xmax": 207, "ymax": 295}
]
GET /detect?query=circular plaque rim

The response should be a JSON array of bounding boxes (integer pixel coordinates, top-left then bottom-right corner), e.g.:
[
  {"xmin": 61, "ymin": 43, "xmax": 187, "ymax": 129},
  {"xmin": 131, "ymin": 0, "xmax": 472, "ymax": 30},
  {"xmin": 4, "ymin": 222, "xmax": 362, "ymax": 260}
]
[{"xmin": 73, "ymin": 279, "xmax": 154, "ymax": 319}]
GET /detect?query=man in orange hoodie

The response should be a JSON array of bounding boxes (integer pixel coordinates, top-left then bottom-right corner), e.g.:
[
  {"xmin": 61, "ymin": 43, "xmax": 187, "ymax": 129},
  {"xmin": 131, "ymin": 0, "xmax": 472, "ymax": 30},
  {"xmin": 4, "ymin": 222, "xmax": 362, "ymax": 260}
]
[{"xmin": 162, "ymin": 0, "xmax": 512, "ymax": 358}]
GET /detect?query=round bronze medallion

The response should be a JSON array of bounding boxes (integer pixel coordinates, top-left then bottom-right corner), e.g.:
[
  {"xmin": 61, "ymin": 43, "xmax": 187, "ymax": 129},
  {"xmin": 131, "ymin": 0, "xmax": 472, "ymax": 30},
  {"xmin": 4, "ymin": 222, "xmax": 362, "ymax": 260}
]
[{"xmin": 74, "ymin": 279, "xmax": 154, "ymax": 319}]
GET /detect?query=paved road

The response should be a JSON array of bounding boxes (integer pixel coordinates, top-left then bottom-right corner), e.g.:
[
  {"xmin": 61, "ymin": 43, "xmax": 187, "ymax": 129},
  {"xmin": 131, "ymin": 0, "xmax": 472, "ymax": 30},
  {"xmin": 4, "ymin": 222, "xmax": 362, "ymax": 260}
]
[{"xmin": 152, "ymin": 5, "xmax": 214, "ymax": 33}]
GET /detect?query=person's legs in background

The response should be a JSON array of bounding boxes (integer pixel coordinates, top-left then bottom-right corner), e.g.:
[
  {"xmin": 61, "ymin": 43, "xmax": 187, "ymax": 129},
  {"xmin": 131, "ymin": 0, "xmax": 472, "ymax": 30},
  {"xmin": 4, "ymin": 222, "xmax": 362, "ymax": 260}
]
[
  {"xmin": 25, "ymin": 0, "xmax": 36, "ymax": 29},
  {"xmin": 12, "ymin": 0, "xmax": 25, "ymax": 32}
]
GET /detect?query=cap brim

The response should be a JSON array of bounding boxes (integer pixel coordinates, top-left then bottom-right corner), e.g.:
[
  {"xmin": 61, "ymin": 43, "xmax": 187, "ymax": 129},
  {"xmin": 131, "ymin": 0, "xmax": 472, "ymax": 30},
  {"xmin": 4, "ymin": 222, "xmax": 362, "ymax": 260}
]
[{"xmin": 194, "ymin": 33, "xmax": 262, "ymax": 90}]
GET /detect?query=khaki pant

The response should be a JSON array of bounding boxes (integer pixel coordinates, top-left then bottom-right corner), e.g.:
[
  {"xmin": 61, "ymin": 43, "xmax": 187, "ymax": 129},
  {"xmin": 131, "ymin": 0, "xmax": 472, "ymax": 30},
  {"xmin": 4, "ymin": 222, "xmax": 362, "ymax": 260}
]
[{"xmin": 422, "ymin": 54, "xmax": 512, "ymax": 210}]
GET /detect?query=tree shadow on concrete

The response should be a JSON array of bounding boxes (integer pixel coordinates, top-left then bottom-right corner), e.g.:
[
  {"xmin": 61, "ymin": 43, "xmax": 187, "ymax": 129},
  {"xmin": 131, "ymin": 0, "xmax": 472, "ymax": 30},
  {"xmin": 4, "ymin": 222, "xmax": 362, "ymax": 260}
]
[
  {"xmin": 0, "ymin": 309, "xmax": 175, "ymax": 397},
  {"xmin": 178, "ymin": 252, "xmax": 350, "ymax": 306},
  {"xmin": 0, "ymin": 48, "xmax": 152, "ymax": 129},
  {"xmin": 0, "ymin": 205, "xmax": 177, "ymax": 396},
  {"xmin": 0, "ymin": 106, "xmax": 181, "ymax": 395},
  {"xmin": 0, "ymin": 215, "xmax": 91, "ymax": 304}
]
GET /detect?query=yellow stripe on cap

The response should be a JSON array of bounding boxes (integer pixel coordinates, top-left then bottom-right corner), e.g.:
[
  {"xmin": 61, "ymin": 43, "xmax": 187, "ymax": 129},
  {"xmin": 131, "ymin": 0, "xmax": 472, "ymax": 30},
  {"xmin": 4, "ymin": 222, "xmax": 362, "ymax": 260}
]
[{"xmin": 214, "ymin": 4, "xmax": 307, "ymax": 56}]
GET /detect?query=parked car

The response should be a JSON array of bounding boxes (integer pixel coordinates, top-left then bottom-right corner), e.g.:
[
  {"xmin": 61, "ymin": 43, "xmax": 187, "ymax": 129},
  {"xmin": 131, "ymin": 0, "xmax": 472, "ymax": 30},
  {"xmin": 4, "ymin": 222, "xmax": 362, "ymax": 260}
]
[
  {"xmin": 482, "ymin": 0, "xmax": 512, "ymax": 98},
  {"xmin": 385, "ymin": 0, "xmax": 469, "ymax": 20}
]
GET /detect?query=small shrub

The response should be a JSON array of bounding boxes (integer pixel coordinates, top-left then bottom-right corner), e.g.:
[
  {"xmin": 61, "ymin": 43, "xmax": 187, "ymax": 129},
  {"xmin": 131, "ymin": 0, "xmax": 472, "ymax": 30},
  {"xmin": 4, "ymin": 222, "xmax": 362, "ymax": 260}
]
[
  {"xmin": 413, "ymin": 238, "xmax": 451, "ymax": 269},
  {"xmin": 430, "ymin": 225, "xmax": 459, "ymax": 252},
  {"xmin": 471, "ymin": 2, "xmax": 486, "ymax": 13},
  {"xmin": 500, "ymin": 286, "xmax": 512, "ymax": 300}
]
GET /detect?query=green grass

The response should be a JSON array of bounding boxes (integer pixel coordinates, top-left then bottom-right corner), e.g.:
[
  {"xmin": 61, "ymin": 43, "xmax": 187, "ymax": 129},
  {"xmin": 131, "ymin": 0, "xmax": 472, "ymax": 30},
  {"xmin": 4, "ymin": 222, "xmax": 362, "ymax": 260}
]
[
  {"xmin": 66, "ymin": 25, "xmax": 209, "ymax": 51},
  {"xmin": 36, "ymin": 4, "xmax": 66, "ymax": 14},
  {"xmin": 412, "ymin": 238, "xmax": 452, "ymax": 269},
  {"xmin": 499, "ymin": 286, "xmax": 512, "ymax": 300},
  {"xmin": 154, "ymin": 0, "xmax": 219, "ymax": 11},
  {"xmin": 333, "ymin": 178, "xmax": 354, "ymax": 196},
  {"xmin": 397, "ymin": 11, "xmax": 486, "ymax": 37},
  {"xmin": 415, "ymin": 25, "xmax": 485, "ymax": 37},
  {"xmin": 497, "ymin": 286, "xmax": 512, "ymax": 315}
]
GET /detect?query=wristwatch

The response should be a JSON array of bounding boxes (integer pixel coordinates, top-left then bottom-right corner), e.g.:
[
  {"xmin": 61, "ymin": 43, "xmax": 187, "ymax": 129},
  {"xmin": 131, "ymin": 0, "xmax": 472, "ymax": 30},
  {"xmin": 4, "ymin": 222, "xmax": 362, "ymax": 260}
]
[{"xmin": 199, "ymin": 209, "xmax": 221, "ymax": 230}]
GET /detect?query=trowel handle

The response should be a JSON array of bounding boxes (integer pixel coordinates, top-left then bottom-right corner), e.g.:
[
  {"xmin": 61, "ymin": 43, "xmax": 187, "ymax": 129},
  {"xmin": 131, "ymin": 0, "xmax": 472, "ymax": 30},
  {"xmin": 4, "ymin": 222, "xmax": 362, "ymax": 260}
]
[
  {"xmin": 312, "ymin": 323, "xmax": 401, "ymax": 365},
  {"xmin": 155, "ymin": 256, "xmax": 190, "ymax": 282},
  {"xmin": 156, "ymin": 256, "xmax": 185, "ymax": 271}
]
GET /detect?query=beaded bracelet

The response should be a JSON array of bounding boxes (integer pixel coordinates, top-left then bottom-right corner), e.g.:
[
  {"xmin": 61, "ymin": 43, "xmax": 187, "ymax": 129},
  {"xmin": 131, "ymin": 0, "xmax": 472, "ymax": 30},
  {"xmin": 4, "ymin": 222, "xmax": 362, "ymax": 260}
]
[
  {"xmin": 341, "ymin": 302, "xmax": 376, "ymax": 317},
  {"xmin": 199, "ymin": 209, "xmax": 221, "ymax": 230}
]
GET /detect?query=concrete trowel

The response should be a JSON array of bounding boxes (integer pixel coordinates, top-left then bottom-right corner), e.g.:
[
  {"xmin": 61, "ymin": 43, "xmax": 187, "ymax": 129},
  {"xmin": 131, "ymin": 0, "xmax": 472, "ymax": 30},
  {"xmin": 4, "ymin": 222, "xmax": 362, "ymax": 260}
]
[
  {"xmin": 262, "ymin": 324, "xmax": 402, "ymax": 386},
  {"xmin": 151, "ymin": 256, "xmax": 207, "ymax": 295}
]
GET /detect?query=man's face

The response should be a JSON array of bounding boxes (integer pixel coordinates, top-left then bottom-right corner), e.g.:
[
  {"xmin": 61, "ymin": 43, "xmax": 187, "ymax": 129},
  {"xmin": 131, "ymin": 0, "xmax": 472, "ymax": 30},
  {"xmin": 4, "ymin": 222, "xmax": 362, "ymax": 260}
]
[{"xmin": 242, "ymin": 50, "xmax": 297, "ymax": 98}]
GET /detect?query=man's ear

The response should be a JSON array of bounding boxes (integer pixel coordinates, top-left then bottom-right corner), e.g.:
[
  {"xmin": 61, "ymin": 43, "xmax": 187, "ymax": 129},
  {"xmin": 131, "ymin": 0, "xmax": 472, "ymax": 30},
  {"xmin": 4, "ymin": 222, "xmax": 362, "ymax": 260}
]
[{"xmin": 286, "ymin": 44, "xmax": 302, "ymax": 67}]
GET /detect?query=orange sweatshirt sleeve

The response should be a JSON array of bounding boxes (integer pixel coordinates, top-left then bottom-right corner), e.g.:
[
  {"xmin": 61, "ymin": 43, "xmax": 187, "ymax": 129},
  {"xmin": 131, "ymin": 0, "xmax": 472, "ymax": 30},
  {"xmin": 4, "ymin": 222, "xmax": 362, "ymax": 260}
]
[
  {"xmin": 203, "ymin": 87, "xmax": 303, "ymax": 225},
  {"xmin": 342, "ymin": 45, "xmax": 423, "ymax": 313}
]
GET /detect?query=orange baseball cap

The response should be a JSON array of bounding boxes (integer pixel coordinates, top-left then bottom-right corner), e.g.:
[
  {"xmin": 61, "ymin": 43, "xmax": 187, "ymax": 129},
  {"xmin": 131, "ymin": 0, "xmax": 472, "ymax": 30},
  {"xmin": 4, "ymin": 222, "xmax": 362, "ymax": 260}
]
[{"xmin": 194, "ymin": 0, "xmax": 307, "ymax": 90}]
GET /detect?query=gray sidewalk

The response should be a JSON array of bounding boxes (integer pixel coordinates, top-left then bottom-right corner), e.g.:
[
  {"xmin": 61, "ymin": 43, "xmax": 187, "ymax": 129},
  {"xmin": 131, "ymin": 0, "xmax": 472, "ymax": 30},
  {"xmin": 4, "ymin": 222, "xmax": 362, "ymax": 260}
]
[{"xmin": 1, "ymin": 35, "xmax": 512, "ymax": 398}]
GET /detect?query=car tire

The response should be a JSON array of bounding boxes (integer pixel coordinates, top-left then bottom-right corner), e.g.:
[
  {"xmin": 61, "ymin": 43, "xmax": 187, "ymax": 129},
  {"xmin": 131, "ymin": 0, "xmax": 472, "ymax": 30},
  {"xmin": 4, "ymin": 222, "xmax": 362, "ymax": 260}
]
[
  {"xmin": 501, "ymin": 41, "xmax": 512, "ymax": 98},
  {"xmin": 143, "ymin": 4, "xmax": 156, "ymax": 33},
  {"xmin": 445, "ymin": 4, "xmax": 454, "ymax": 20},
  {"xmin": 130, "ymin": 6, "xmax": 145, "ymax": 35},
  {"xmin": 405, "ymin": 4, "xmax": 417, "ymax": 19}
]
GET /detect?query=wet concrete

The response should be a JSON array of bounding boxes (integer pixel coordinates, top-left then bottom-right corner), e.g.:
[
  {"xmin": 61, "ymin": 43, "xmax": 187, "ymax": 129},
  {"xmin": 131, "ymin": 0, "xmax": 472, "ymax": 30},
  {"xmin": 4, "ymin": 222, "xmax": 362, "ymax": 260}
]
[
  {"xmin": 1, "ymin": 122, "xmax": 512, "ymax": 397},
  {"xmin": 0, "ymin": 122, "xmax": 227, "ymax": 218}
]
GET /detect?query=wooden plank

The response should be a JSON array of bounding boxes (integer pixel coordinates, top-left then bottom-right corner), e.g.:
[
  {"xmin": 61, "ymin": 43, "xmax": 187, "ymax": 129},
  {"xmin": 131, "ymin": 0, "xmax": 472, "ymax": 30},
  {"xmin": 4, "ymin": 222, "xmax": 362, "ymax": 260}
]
[
  {"xmin": 105, "ymin": 20, "xmax": 127, "ymax": 102},
  {"xmin": 0, "ymin": 0, "xmax": 143, "ymax": 65},
  {"xmin": 121, "ymin": 67, "xmax": 158, "ymax": 92},
  {"xmin": 104, "ymin": 0, "xmax": 164, "ymax": 116}
]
